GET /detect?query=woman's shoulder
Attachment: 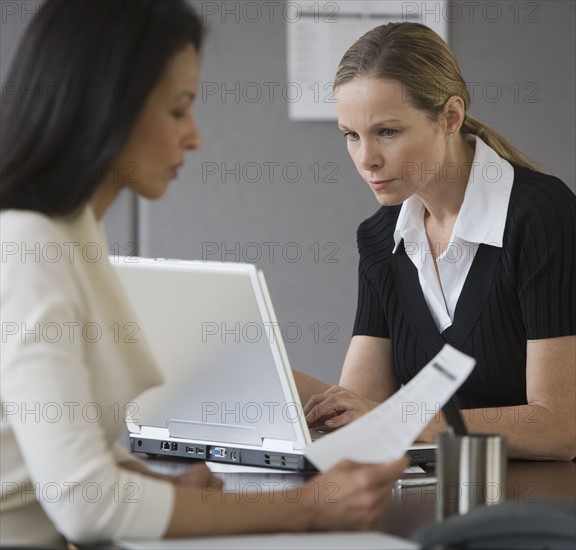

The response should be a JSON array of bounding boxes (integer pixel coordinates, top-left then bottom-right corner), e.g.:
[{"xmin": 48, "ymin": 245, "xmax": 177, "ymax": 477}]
[
  {"xmin": 0, "ymin": 207, "xmax": 97, "ymax": 291},
  {"xmin": 1, "ymin": 208, "xmax": 57, "ymax": 237},
  {"xmin": 0, "ymin": 207, "xmax": 89, "ymax": 243},
  {"xmin": 509, "ymin": 165, "xmax": 576, "ymax": 213},
  {"xmin": 355, "ymin": 205, "xmax": 402, "ymax": 267},
  {"xmin": 357, "ymin": 205, "xmax": 402, "ymax": 241},
  {"xmin": 506, "ymin": 165, "xmax": 576, "ymax": 244}
]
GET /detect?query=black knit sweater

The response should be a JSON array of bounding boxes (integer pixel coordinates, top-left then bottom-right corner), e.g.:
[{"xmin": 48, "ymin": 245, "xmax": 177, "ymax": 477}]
[{"xmin": 353, "ymin": 165, "xmax": 576, "ymax": 409}]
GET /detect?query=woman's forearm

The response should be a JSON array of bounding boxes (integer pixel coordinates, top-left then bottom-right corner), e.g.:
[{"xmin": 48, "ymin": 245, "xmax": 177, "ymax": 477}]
[
  {"xmin": 421, "ymin": 404, "xmax": 576, "ymax": 461},
  {"xmin": 293, "ymin": 370, "xmax": 331, "ymax": 406},
  {"xmin": 165, "ymin": 485, "xmax": 310, "ymax": 537},
  {"xmin": 123, "ymin": 463, "xmax": 309, "ymax": 537},
  {"xmin": 164, "ymin": 457, "xmax": 408, "ymax": 537},
  {"xmin": 119, "ymin": 459, "xmax": 178, "ymax": 482}
]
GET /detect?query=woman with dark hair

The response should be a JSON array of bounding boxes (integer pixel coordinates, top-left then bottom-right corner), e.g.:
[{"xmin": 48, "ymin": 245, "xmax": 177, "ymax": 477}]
[
  {"xmin": 0, "ymin": 2, "xmax": 406, "ymax": 546},
  {"xmin": 302, "ymin": 22, "xmax": 576, "ymax": 462}
]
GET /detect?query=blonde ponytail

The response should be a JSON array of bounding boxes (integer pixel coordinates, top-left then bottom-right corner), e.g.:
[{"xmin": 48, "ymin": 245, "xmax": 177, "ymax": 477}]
[{"xmin": 461, "ymin": 115, "xmax": 537, "ymax": 170}]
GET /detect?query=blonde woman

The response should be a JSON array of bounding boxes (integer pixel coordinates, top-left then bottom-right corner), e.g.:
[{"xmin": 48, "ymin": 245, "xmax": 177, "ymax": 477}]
[{"xmin": 302, "ymin": 23, "xmax": 575, "ymax": 462}]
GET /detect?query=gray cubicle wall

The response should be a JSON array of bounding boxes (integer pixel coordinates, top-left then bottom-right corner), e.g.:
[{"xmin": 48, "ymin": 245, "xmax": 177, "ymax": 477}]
[{"xmin": 2, "ymin": 1, "xmax": 574, "ymax": 384}]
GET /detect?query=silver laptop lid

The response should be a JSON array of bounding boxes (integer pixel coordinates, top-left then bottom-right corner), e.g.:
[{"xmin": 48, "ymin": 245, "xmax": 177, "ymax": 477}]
[{"xmin": 112, "ymin": 258, "xmax": 310, "ymax": 451}]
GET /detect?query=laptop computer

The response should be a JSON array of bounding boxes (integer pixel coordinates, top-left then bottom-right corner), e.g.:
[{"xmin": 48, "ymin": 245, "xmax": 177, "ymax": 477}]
[{"xmin": 113, "ymin": 257, "xmax": 435, "ymax": 471}]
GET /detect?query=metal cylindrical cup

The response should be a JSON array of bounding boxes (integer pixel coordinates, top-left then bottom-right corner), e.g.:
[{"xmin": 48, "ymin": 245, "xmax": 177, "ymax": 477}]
[{"xmin": 436, "ymin": 432, "xmax": 507, "ymax": 521}]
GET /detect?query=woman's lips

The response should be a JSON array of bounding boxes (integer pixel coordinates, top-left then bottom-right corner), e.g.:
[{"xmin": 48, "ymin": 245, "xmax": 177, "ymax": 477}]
[
  {"xmin": 170, "ymin": 164, "xmax": 183, "ymax": 179},
  {"xmin": 369, "ymin": 179, "xmax": 395, "ymax": 191}
]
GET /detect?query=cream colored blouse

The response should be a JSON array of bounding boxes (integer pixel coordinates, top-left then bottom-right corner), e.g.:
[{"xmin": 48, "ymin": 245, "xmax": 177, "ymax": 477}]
[{"xmin": 1, "ymin": 206, "xmax": 174, "ymax": 547}]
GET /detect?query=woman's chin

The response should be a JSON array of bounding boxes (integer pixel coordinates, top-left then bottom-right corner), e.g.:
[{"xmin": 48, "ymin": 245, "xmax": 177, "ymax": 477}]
[
  {"xmin": 136, "ymin": 181, "xmax": 170, "ymax": 201},
  {"xmin": 374, "ymin": 194, "xmax": 405, "ymax": 207}
]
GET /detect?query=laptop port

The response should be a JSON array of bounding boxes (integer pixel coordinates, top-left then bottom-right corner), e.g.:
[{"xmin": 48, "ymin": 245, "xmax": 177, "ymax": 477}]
[
  {"xmin": 185, "ymin": 447, "xmax": 195, "ymax": 454},
  {"xmin": 171, "ymin": 442, "xmax": 178, "ymax": 451},
  {"xmin": 196, "ymin": 448, "xmax": 204, "ymax": 454},
  {"xmin": 210, "ymin": 447, "xmax": 226, "ymax": 458},
  {"xmin": 161, "ymin": 441, "xmax": 170, "ymax": 450}
]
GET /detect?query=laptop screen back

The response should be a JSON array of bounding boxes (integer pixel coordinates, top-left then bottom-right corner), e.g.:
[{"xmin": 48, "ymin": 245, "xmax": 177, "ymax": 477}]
[{"xmin": 112, "ymin": 258, "xmax": 308, "ymax": 448}]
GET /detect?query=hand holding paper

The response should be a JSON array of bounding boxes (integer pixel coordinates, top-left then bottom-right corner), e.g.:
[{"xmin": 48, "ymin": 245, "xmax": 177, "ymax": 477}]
[{"xmin": 305, "ymin": 344, "xmax": 475, "ymax": 471}]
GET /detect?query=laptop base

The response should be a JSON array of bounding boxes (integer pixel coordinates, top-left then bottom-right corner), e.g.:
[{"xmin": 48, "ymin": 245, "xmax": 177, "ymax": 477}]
[
  {"xmin": 130, "ymin": 436, "xmax": 435, "ymax": 469},
  {"xmin": 131, "ymin": 435, "xmax": 317, "ymax": 472}
]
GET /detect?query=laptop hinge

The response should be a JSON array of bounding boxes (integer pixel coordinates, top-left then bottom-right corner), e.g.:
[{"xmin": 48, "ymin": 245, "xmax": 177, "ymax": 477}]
[{"xmin": 260, "ymin": 438, "xmax": 300, "ymax": 452}]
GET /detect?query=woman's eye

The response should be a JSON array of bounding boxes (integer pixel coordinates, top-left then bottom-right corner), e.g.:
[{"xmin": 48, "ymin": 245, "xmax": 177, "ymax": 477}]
[
  {"xmin": 343, "ymin": 131, "xmax": 359, "ymax": 141},
  {"xmin": 171, "ymin": 110, "xmax": 186, "ymax": 119},
  {"xmin": 379, "ymin": 128, "xmax": 396, "ymax": 137}
]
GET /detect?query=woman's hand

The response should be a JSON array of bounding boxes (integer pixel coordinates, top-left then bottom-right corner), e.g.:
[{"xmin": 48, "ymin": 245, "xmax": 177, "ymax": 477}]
[
  {"xmin": 303, "ymin": 456, "xmax": 408, "ymax": 531},
  {"xmin": 304, "ymin": 385, "xmax": 380, "ymax": 429}
]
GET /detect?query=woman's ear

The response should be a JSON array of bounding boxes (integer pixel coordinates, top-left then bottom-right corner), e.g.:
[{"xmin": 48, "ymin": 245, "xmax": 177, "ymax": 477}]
[{"xmin": 443, "ymin": 95, "xmax": 466, "ymax": 136}]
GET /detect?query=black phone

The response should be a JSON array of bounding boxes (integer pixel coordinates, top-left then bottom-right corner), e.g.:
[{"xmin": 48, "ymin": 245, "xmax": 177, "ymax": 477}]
[{"xmin": 411, "ymin": 498, "xmax": 575, "ymax": 549}]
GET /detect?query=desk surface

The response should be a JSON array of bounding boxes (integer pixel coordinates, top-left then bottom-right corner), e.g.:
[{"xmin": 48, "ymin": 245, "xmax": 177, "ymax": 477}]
[
  {"xmin": 138, "ymin": 454, "xmax": 576, "ymax": 539},
  {"xmin": 383, "ymin": 459, "xmax": 576, "ymax": 538}
]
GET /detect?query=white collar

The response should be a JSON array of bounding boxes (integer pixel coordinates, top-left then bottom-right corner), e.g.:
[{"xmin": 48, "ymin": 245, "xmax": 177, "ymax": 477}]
[{"xmin": 393, "ymin": 135, "xmax": 514, "ymax": 252}]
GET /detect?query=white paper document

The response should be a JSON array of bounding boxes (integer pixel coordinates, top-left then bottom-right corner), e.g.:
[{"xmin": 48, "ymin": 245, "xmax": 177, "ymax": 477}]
[
  {"xmin": 115, "ymin": 532, "xmax": 420, "ymax": 549},
  {"xmin": 305, "ymin": 344, "xmax": 475, "ymax": 471}
]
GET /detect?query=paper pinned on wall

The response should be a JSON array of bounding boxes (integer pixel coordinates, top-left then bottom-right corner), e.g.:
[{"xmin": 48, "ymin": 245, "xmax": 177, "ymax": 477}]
[
  {"xmin": 287, "ymin": 1, "xmax": 449, "ymax": 120},
  {"xmin": 305, "ymin": 344, "xmax": 475, "ymax": 472}
]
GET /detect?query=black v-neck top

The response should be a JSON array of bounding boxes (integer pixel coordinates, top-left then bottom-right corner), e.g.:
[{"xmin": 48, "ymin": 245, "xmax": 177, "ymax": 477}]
[{"xmin": 352, "ymin": 165, "xmax": 576, "ymax": 409}]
